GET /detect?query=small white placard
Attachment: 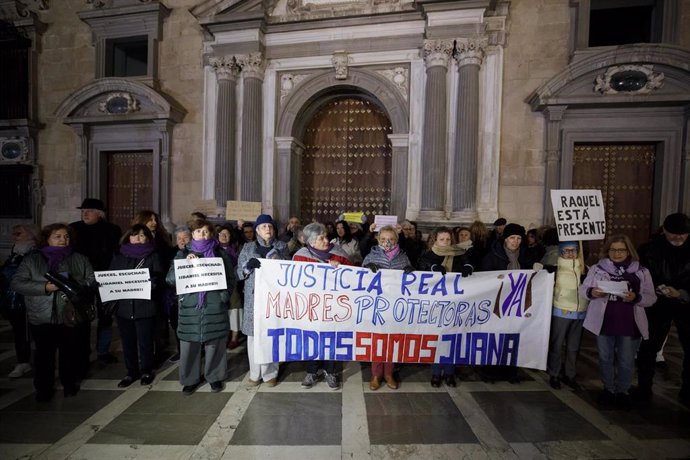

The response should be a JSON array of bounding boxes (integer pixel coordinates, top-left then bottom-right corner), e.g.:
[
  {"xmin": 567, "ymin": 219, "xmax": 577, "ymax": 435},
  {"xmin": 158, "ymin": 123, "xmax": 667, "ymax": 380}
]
[
  {"xmin": 597, "ymin": 281, "xmax": 629, "ymax": 296},
  {"xmin": 174, "ymin": 257, "xmax": 227, "ymax": 295},
  {"xmin": 373, "ymin": 215, "xmax": 398, "ymax": 231},
  {"xmin": 95, "ymin": 268, "xmax": 151, "ymax": 302}
]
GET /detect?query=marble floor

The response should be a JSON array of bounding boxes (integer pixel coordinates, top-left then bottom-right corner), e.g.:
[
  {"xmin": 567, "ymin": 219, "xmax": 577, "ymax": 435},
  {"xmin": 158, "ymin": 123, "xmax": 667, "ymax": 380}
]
[{"xmin": 0, "ymin": 321, "xmax": 688, "ymax": 460}]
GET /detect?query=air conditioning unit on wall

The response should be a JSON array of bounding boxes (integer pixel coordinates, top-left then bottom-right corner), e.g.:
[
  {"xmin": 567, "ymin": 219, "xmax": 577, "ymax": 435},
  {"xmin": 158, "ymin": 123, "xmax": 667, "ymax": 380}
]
[{"xmin": 0, "ymin": 138, "xmax": 30, "ymax": 163}]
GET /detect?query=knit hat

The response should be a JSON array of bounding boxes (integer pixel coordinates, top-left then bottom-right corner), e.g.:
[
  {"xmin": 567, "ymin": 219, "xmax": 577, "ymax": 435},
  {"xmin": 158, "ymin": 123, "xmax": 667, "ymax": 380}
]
[
  {"xmin": 663, "ymin": 213, "xmax": 690, "ymax": 234},
  {"xmin": 254, "ymin": 214, "xmax": 275, "ymax": 230},
  {"xmin": 558, "ymin": 241, "xmax": 578, "ymax": 255},
  {"xmin": 503, "ymin": 223, "xmax": 525, "ymax": 239}
]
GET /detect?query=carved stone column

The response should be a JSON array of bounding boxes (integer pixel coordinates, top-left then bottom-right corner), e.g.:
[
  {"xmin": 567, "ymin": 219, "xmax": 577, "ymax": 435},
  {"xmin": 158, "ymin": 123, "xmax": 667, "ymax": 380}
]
[
  {"xmin": 154, "ymin": 119, "xmax": 175, "ymax": 232},
  {"xmin": 72, "ymin": 124, "xmax": 89, "ymax": 199},
  {"xmin": 210, "ymin": 56, "xmax": 240, "ymax": 207},
  {"xmin": 453, "ymin": 38, "xmax": 486, "ymax": 212},
  {"xmin": 388, "ymin": 134, "xmax": 409, "ymax": 220},
  {"xmin": 275, "ymin": 137, "xmax": 305, "ymax": 224},
  {"xmin": 542, "ymin": 106, "xmax": 567, "ymax": 225},
  {"xmin": 420, "ymin": 39, "xmax": 453, "ymax": 211},
  {"xmin": 237, "ymin": 52, "xmax": 266, "ymax": 201}
]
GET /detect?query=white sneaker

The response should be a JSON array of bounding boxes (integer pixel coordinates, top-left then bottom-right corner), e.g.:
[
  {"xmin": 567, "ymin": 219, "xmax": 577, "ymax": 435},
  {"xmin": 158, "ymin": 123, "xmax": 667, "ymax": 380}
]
[{"xmin": 8, "ymin": 363, "xmax": 31, "ymax": 379}]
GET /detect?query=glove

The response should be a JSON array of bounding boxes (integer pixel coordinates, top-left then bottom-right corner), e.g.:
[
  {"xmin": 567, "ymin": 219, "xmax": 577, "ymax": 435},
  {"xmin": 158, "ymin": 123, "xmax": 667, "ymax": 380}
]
[
  {"xmin": 365, "ymin": 263, "xmax": 378, "ymax": 273},
  {"xmin": 461, "ymin": 264, "xmax": 474, "ymax": 277},
  {"xmin": 533, "ymin": 262, "xmax": 544, "ymax": 272},
  {"xmin": 403, "ymin": 265, "xmax": 415, "ymax": 274},
  {"xmin": 545, "ymin": 265, "xmax": 557, "ymax": 274},
  {"xmin": 246, "ymin": 258, "xmax": 261, "ymax": 270},
  {"xmin": 430, "ymin": 264, "xmax": 446, "ymax": 275}
]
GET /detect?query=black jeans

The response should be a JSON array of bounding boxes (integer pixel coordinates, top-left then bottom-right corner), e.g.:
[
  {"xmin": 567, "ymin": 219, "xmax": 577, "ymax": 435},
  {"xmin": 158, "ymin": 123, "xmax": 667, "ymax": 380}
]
[
  {"xmin": 30, "ymin": 323, "xmax": 79, "ymax": 396},
  {"xmin": 637, "ymin": 303, "xmax": 690, "ymax": 390},
  {"xmin": 117, "ymin": 315, "xmax": 156, "ymax": 377}
]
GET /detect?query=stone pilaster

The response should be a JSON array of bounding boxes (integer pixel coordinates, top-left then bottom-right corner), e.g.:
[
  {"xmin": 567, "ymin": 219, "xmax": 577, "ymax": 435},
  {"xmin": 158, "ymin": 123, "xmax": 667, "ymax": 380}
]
[
  {"xmin": 452, "ymin": 38, "xmax": 486, "ymax": 212},
  {"xmin": 542, "ymin": 106, "xmax": 567, "ymax": 225},
  {"xmin": 420, "ymin": 39, "xmax": 453, "ymax": 211},
  {"xmin": 274, "ymin": 137, "xmax": 305, "ymax": 224},
  {"xmin": 209, "ymin": 56, "xmax": 240, "ymax": 207},
  {"xmin": 237, "ymin": 52, "xmax": 266, "ymax": 201},
  {"xmin": 154, "ymin": 119, "xmax": 175, "ymax": 232}
]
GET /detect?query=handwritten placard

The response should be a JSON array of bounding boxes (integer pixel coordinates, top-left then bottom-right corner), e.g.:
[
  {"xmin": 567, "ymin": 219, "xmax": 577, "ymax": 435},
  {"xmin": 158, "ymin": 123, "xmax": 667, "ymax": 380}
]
[
  {"xmin": 253, "ymin": 259, "xmax": 553, "ymax": 369},
  {"xmin": 173, "ymin": 257, "xmax": 228, "ymax": 294},
  {"xmin": 226, "ymin": 201, "xmax": 262, "ymax": 221},
  {"xmin": 194, "ymin": 200, "xmax": 220, "ymax": 217},
  {"xmin": 95, "ymin": 268, "xmax": 151, "ymax": 302},
  {"xmin": 550, "ymin": 189, "xmax": 606, "ymax": 241},
  {"xmin": 373, "ymin": 215, "xmax": 398, "ymax": 231},
  {"xmin": 343, "ymin": 212, "xmax": 364, "ymax": 224}
]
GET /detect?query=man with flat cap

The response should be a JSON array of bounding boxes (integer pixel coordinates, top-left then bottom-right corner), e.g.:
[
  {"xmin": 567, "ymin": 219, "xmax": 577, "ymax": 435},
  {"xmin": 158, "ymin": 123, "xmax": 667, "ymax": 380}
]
[
  {"xmin": 70, "ymin": 198, "xmax": 122, "ymax": 374},
  {"xmin": 635, "ymin": 213, "xmax": 690, "ymax": 405}
]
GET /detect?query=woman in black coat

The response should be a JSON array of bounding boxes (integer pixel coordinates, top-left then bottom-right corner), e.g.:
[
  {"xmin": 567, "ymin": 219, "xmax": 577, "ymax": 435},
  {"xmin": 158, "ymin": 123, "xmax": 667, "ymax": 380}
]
[{"xmin": 106, "ymin": 224, "xmax": 164, "ymax": 388}]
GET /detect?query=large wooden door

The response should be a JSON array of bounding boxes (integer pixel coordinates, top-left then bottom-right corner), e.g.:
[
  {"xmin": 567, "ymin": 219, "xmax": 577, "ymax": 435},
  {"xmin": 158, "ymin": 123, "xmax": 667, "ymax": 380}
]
[
  {"xmin": 572, "ymin": 143, "xmax": 656, "ymax": 264},
  {"xmin": 300, "ymin": 97, "xmax": 392, "ymax": 224},
  {"xmin": 107, "ymin": 152, "xmax": 153, "ymax": 231}
]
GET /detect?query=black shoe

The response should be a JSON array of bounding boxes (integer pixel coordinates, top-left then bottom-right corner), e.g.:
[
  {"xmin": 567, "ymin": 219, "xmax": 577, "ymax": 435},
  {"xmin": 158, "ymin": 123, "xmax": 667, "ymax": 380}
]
[
  {"xmin": 444, "ymin": 375, "xmax": 457, "ymax": 387},
  {"xmin": 561, "ymin": 376, "xmax": 581, "ymax": 391},
  {"xmin": 632, "ymin": 385, "xmax": 653, "ymax": 402},
  {"xmin": 210, "ymin": 381, "xmax": 224, "ymax": 393},
  {"xmin": 182, "ymin": 381, "xmax": 202, "ymax": 396},
  {"xmin": 168, "ymin": 352, "xmax": 180, "ymax": 363},
  {"xmin": 63, "ymin": 385, "xmax": 80, "ymax": 398},
  {"xmin": 98, "ymin": 353, "xmax": 118, "ymax": 364},
  {"xmin": 430, "ymin": 375, "xmax": 442, "ymax": 388},
  {"xmin": 140, "ymin": 374, "xmax": 155, "ymax": 385},
  {"xmin": 118, "ymin": 375, "xmax": 138, "ymax": 388},
  {"xmin": 549, "ymin": 376, "xmax": 561, "ymax": 389},
  {"xmin": 597, "ymin": 389, "xmax": 615, "ymax": 408},
  {"xmin": 615, "ymin": 392, "xmax": 631, "ymax": 411}
]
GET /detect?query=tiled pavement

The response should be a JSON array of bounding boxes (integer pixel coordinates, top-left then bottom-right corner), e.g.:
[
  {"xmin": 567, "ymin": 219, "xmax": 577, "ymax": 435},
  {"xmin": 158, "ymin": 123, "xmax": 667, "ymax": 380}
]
[{"xmin": 0, "ymin": 321, "xmax": 689, "ymax": 459}]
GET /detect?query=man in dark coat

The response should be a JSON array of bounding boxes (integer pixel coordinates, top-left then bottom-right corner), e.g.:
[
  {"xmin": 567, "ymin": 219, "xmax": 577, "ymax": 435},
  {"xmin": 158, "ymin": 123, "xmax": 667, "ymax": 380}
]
[
  {"xmin": 635, "ymin": 213, "xmax": 690, "ymax": 405},
  {"xmin": 70, "ymin": 198, "xmax": 122, "ymax": 371}
]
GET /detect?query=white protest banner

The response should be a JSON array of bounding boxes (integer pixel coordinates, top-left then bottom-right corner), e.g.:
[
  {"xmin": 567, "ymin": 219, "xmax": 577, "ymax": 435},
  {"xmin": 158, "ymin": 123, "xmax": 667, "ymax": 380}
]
[
  {"xmin": 550, "ymin": 189, "xmax": 606, "ymax": 241},
  {"xmin": 95, "ymin": 268, "xmax": 151, "ymax": 302},
  {"xmin": 174, "ymin": 257, "xmax": 227, "ymax": 295},
  {"xmin": 253, "ymin": 259, "xmax": 553, "ymax": 370},
  {"xmin": 373, "ymin": 215, "xmax": 398, "ymax": 231}
]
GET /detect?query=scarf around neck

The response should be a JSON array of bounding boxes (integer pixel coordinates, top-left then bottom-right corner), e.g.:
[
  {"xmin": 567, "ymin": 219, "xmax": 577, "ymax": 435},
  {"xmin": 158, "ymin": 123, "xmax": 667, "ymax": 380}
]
[
  {"xmin": 384, "ymin": 244, "xmax": 400, "ymax": 261},
  {"xmin": 504, "ymin": 245, "xmax": 521, "ymax": 270},
  {"xmin": 432, "ymin": 243, "xmax": 464, "ymax": 273},
  {"xmin": 120, "ymin": 242, "xmax": 155, "ymax": 260},
  {"xmin": 306, "ymin": 243, "xmax": 334, "ymax": 262},
  {"xmin": 41, "ymin": 246, "xmax": 73, "ymax": 272},
  {"xmin": 190, "ymin": 238, "xmax": 218, "ymax": 309},
  {"xmin": 255, "ymin": 236, "xmax": 274, "ymax": 258}
]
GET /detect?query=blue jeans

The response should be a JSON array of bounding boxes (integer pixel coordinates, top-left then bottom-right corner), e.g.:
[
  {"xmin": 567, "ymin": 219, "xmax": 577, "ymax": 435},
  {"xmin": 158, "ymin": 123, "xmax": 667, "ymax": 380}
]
[{"xmin": 597, "ymin": 334, "xmax": 640, "ymax": 394}]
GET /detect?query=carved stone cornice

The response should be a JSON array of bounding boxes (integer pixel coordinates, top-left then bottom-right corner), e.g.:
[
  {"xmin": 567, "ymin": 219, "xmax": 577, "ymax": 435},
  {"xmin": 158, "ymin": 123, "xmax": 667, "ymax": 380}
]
[
  {"xmin": 422, "ymin": 39, "xmax": 453, "ymax": 69},
  {"xmin": 454, "ymin": 38, "xmax": 488, "ymax": 67},
  {"xmin": 237, "ymin": 52, "xmax": 266, "ymax": 80},
  {"xmin": 209, "ymin": 56, "xmax": 240, "ymax": 81}
]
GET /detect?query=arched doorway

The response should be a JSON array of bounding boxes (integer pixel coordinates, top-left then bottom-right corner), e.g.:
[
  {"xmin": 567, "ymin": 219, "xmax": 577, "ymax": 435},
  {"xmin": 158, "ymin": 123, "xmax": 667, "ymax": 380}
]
[{"xmin": 300, "ymin": 96, "xmax": 392, "ymax": 224}]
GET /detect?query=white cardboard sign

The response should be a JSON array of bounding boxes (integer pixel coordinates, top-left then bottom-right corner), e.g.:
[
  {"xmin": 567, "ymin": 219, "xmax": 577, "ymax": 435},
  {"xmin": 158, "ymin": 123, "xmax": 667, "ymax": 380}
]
[
  {"xmin": 95, "ymin": 268, "xmax": 151, "ymax": 302},
  {"xmin": 173, "ymin": 257, "xmax": 228, "ymax": 294},
  {"xmin": 550, "ymin": 189, "xmax": 606, "ymax": 241}
]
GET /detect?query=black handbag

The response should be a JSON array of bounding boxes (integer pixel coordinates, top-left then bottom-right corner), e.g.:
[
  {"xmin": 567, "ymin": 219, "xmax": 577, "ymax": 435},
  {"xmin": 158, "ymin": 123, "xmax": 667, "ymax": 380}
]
[{"xmin": 45, "ymin": 271, "xmax": 97, "ymax": 326}]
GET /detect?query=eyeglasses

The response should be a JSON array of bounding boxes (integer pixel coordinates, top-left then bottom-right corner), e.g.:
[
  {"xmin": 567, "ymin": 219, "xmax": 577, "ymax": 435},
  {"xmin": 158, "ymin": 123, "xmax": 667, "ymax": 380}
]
[
  {"xmin": 562, "ymin": 248, "xmax": 577, "ymax": 253},
  {"xmin": 608, "ymin": 248, "xmax": 628, "ymax": 254}
]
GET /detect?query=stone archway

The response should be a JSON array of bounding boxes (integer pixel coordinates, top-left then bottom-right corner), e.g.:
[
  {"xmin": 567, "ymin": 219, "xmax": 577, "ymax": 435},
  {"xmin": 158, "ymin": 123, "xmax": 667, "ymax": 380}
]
[{"xmin": 274, "ymin": 69, "xmax": 409, "ymax": 223}]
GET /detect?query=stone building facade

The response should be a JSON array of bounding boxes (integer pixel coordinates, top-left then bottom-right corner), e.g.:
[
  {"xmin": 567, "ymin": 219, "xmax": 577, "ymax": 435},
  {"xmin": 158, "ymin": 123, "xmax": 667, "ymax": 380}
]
[{"xmin": 0, "ymin": 0, "xmax": 689, "ymax": 251}]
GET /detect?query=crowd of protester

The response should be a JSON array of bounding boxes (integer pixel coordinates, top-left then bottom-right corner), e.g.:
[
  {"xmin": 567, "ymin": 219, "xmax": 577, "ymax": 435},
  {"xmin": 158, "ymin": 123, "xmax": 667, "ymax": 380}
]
[{"xmin": 1, "ymin": 200, "xmax": 688, "ymax": 412}]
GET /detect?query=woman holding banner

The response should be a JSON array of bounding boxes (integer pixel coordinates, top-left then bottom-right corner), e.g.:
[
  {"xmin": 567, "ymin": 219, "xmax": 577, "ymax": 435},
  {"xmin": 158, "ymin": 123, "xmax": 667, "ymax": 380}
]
[
  {"xmin": 11, "ymin": 223, "xmax": 94, "ymax": 402},
  {"xmin": 581, "ymin": 234, "xmax": 656, "ymax": 410},
  {"xmin": 362, "ymin": 225, "xmax": 414, "ymax": 390},
  {"xmin": 106, "ymin": 224, "xmax": 164, "ymax": 388},
  {"xmin": 166, "ymin": 219, "xmax": 236, "ymax": 395},
  {"xmin": 418, "ymin": 226, "xmax": 474, "ymax": 387},
  {"xmin": 293, "ymin": 222, "xmax": 354, "ymax": 389},
  {"xmin": 236, "ymin": 214, "xmax": 289, "ymax": 387}
]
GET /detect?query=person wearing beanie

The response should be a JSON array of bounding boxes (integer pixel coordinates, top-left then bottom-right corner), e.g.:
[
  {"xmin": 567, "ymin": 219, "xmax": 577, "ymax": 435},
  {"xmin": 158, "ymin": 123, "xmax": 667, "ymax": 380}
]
[
  {"xmin": 635, "ymin": 213, "xmax": 690, "ymax": 405},
  {"xmin": 236, "ymin": 214, "xmax": 290, "ymax": 387},
  {"xmin": 479, "ymin": 222, "xmax": 532, "ymax": 384},
  {"xmin": 488, "ymin": 217, "xmax": 507, "ymax": 246},
  {"xmin": 546, "ymin": 241, "xmax": 589, "ymax": 390}
]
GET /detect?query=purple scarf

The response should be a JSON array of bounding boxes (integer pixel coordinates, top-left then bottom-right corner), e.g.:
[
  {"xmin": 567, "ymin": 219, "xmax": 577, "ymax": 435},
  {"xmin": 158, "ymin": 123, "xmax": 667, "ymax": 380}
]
[
  {"xmin": 120, "ymin": 242, "xmax": 155, "ymax": 260},
  {"xmin": 306, "ymin": 243, "xmax": 334, "ymax": 262},
  {"xmin": 613, "ymin": 257, "xmax": 641, "ymax": 295},
  {"xmin": 190, "ymin": 238, "xmax": 219, "ymax": 309},
  {"xmin": 41, "ymin": 246, "xmax": 73, "ymax": 271},
  {"xmin": 384, "ymin": 244, "xmax": 400, "ymax": 261},
  {"xmin": 220, "ymin": 243, "xmax": 238, "ymax": 266}
]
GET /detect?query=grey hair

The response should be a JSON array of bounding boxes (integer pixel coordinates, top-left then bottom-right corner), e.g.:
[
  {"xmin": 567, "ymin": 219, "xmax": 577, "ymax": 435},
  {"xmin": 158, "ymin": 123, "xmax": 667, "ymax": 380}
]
[
  {"xmin": 303, "ymin": 222, "xmax": 326, "ymax": 245},
  {"xmin": 13, "ymin": 223, "xmax": 40, "ymax": 242},
  {"xmin": 174, "ymin": 225, "xmax": 192, "ymax": 236}
]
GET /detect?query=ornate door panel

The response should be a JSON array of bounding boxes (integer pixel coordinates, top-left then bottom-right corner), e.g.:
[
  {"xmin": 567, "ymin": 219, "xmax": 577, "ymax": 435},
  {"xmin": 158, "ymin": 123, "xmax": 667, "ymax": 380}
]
[
  {"xmin": 107, "ymin": 152, "xmax": 153, "ymax": 231},
  {"xmin": 301, "ymin": 97, "xmax": 392, "ymax": 224},
  {"xmin": 572, "ymin": 143, "xmax": 655, "ymax": 264}
]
